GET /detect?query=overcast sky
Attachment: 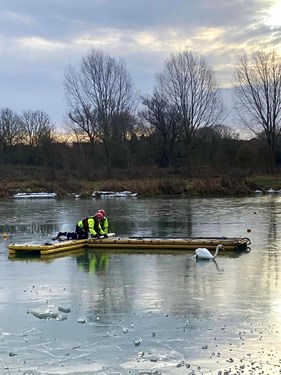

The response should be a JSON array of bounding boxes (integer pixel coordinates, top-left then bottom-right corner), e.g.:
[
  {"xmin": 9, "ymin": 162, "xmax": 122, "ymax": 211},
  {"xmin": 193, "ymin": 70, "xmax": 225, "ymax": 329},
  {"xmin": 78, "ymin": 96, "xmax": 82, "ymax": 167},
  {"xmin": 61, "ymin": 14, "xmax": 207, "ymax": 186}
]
[{"xmin": 0, "ymin": 0, "xmax": 280, "ymax": 130}]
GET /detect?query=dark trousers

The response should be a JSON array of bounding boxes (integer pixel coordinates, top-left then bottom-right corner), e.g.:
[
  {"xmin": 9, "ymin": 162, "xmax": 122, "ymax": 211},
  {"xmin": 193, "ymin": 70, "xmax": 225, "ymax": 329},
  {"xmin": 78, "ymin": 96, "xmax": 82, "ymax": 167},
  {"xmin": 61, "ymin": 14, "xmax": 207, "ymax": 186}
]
[{"xmin": 67, "ymin": 225, "xmax": 88, "ymax": 240}]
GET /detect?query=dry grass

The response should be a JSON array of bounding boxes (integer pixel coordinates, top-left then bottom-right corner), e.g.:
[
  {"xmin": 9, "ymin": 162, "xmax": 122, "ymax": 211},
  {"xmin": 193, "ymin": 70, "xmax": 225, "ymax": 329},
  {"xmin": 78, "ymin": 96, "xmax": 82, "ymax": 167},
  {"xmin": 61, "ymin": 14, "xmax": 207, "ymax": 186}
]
[
  {"xmin": 81, "ymin": 176, "xmax": 253, "ymax": 197},
  {"xmin": 0, "ymin": 177, "xmax": 255, "ymax": 198},
  {"xmin": 0, "ymin": 164, "xmax": 276, "ymax": 198}
]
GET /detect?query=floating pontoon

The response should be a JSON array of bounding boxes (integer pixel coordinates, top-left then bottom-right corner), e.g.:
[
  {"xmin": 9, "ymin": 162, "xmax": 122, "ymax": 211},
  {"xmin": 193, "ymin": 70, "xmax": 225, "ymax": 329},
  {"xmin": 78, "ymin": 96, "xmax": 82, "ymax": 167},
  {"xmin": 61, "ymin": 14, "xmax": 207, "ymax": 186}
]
[
  {"xmin": 7, "ymin": 235, "xmax": 250, "ymax": 258},
  {"xmin": 87, "ymin": 236, "xmax": 250, "ymax": 252},
  {"xmin": 8, "ymin": 239, "xmax": 88, "ymax": 257}
]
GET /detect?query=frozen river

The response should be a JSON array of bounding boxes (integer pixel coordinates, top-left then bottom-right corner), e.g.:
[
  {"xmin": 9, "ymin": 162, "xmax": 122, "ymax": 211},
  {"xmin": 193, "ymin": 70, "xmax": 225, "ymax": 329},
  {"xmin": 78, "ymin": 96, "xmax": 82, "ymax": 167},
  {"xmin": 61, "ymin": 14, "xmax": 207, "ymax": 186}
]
[{"xmin": 0, "ymin": 195, "xmax": 280, "ymax": 374}]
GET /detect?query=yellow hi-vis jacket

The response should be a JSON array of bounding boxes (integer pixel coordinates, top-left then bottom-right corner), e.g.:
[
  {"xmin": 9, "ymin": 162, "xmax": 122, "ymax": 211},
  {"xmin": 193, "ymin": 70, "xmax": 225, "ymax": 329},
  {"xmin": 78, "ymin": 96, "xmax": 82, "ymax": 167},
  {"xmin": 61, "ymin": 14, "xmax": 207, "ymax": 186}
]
[
  {"xmin": 77, "ymin": 217, "xmax": 105, "ymax": 237},
  {"xmin": 101, "ymin": 217, "xmax": 109, "ymax": 234}
]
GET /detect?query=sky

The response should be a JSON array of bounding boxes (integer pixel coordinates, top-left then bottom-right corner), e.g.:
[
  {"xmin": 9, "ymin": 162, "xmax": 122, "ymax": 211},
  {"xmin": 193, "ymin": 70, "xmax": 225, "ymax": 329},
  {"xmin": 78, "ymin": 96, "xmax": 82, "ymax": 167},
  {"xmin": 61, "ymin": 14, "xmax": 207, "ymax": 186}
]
[{"xmin": 0, "ymin": 0, "xmax": 281, "ymax": 132}]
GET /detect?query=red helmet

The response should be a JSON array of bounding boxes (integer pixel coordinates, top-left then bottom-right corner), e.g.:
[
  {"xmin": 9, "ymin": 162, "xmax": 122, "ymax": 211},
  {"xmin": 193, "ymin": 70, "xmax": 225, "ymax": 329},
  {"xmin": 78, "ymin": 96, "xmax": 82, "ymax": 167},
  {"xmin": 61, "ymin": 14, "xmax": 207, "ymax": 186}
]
[
  {"xmin": 95, "ymin": 212, "xmax": 104, "ymax": 221},
  {"xmin": 98, "ymin": 209, "xmax": 106, "ymax": 217}
]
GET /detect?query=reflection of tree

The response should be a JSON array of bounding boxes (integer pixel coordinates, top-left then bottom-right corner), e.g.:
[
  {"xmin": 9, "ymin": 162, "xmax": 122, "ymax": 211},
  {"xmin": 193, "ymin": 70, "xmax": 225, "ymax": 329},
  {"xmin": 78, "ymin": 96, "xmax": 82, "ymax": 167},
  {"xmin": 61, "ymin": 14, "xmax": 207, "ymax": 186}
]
[
  {"xmin": 268, "ymin": 198, "xmax": 277, "ymax": 245},
  {"xmin": 0, "ymin": 223, "xmax": 59, "ymax": 236},
  {"xmin": 185, "ymin": 199, "xmax": 192, "ymax": 236},
  {"xmin": 266, "ymin": 197, "xmax": 279, "ymax": 287},
  {"xmin": 260, "ymin": 196, "xmax": 280, "ymax": 288},
  {"xmin": 76, "ymin": 251, "xmax": 109, "ymax": 274},
  {"xmin": 149, "ymin": 199, "xmax": 193, "ymax": 237}
]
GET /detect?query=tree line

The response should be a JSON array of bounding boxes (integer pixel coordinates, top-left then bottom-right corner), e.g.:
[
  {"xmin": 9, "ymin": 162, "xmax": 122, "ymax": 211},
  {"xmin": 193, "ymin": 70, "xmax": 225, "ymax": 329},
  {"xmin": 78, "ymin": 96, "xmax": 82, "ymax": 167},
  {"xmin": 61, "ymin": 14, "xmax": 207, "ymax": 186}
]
[{"xmin": 1, "ymin": 47, "xmax": 281, "ymax": 180}]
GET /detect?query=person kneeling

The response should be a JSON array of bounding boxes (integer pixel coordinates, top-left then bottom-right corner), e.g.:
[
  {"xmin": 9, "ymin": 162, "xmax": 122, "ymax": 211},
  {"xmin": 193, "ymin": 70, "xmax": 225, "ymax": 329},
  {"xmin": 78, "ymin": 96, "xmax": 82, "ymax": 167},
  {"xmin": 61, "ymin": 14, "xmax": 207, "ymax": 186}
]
[{"xmin": 53, "ymin": 212, "xmax": 106, "ymax": 240}]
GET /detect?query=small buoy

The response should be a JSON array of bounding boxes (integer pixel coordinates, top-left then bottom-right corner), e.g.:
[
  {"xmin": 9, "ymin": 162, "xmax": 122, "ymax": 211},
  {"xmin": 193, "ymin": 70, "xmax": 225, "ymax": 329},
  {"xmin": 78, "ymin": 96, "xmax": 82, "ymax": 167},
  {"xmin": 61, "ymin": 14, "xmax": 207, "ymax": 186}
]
[
  {"xmin": 2, "ymin": 233, "xmax": 8, "ymax": 239},
  {"xmin": 247, "ymin": 229, "xmax": 251, "ymax": 233}
]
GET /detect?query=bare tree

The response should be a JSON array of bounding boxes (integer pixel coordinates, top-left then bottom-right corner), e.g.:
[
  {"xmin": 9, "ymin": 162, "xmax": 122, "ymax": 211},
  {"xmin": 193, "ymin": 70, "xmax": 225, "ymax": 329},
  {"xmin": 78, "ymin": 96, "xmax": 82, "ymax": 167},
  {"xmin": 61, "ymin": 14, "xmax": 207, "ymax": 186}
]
[
  {"xmin": 141, "ymin": 91, "xmax": 181, "ymax": 167},
  {"xmin": 156, "ymin": 50, "xmax": 225, "ymax": 173},
  {"xmin": 64, "ymin": 48, "xmax": 137, "ymax": 177},
  {"xmin": 64, "ymin": 65, "xmax": 99, "ymax": 142},
  {"xmin": 0, "ymin": 108, "xmax": 22, "ymax": 147},
  {"xmin": 21, "ymin": 110, "xmax": 55, "ymax": 146},
  {"xmin": 233, "ymin": 49, "xmax": 281, "ymax": 174}
]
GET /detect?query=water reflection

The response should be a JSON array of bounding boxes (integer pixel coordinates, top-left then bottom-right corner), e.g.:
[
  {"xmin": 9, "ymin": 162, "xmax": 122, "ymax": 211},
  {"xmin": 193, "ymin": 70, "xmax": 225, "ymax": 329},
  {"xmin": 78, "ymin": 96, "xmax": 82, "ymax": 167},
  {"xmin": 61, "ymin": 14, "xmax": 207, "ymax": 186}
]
[
  {"xmin": 0, "ymin": 223, "xmax": 59, "ymax": 236},
  {"xmin": 268, "ymin": 198, "xmax": 277, "ymax": 243},
  {"xmin": 195, "ymin": 258, "xmax": 224, "ymax": 273},
  {"xmin": 76, "ymin": 251, "xmax": 109, "ymax": 273}
]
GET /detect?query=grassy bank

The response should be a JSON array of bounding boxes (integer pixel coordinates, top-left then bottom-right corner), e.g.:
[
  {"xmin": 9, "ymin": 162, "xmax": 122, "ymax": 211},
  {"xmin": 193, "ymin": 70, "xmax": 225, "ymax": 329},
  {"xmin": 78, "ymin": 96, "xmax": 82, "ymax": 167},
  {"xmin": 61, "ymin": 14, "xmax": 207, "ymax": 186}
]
[
  {"xmin": 0, "ymin": 175, "xmax": 271, "ymax": 198},
  {"xmin": 0, "ymin": 162, "xmax": 279, "ymax": 198}
]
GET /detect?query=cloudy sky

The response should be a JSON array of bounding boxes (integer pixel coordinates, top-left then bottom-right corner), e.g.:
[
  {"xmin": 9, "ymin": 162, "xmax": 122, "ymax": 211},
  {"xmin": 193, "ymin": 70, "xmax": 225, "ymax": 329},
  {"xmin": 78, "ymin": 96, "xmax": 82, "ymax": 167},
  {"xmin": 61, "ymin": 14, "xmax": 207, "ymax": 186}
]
[{"xmin": 0, "ymin": 0, "xmax": 280, "ymax": 130}]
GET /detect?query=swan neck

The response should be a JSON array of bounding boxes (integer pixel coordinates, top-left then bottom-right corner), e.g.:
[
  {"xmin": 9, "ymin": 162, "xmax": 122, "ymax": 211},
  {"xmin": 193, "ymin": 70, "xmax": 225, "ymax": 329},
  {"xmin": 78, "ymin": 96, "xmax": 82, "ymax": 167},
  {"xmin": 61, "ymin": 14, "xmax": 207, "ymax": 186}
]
[{"xmin": 213, "ymin": 245, "xmax": 220, "ymax": 259}]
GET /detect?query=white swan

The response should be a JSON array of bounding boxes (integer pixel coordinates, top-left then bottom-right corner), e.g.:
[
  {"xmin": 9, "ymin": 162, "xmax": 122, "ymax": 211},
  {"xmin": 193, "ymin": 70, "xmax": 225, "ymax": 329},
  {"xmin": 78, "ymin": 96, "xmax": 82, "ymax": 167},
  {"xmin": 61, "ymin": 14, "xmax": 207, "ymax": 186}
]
[{"xmin": 194, "ymin": 244, "xmax": 224, "ymax": 260}]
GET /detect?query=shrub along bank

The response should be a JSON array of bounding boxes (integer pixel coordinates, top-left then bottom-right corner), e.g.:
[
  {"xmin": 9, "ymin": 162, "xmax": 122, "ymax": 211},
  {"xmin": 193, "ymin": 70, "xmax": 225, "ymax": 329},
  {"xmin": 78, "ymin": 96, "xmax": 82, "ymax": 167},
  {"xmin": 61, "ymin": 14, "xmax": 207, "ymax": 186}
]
[
  {"xmin": 0, "ymin": 165, "xmax": 278, "ymax": 198},
  {"xmin": 0, "ymin": 175, "xmax": 267, "ymax": 198}
]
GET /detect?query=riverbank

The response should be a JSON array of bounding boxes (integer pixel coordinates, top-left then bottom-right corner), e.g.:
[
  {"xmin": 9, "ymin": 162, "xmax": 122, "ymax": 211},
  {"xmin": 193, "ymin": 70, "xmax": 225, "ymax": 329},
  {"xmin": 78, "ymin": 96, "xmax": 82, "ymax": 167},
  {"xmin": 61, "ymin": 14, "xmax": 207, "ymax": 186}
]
[{"xmin": 1, "ymin": 174, "xmax": 280, "ymax": 198}]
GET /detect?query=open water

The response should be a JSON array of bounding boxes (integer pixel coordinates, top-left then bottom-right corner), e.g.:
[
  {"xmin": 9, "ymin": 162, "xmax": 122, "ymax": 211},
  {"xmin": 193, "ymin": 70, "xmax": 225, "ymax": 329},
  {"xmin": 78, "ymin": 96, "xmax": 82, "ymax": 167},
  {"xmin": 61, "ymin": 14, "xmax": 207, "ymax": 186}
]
[{"xmin": 0, "ymin": 195, "xmax": 281, "ymax": 374}]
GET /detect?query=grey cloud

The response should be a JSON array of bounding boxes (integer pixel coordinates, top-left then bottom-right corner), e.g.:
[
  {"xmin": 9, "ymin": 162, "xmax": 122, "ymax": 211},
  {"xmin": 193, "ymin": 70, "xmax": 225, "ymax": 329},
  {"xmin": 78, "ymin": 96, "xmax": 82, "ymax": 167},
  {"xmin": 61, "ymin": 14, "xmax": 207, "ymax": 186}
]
[
  {"xmin": 0, "ymin": 0, "xmax": 279, "ymax": 128},
  {"xmin": 2, "ymin": 0, "xmax": 270, "ymax": 36}
]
